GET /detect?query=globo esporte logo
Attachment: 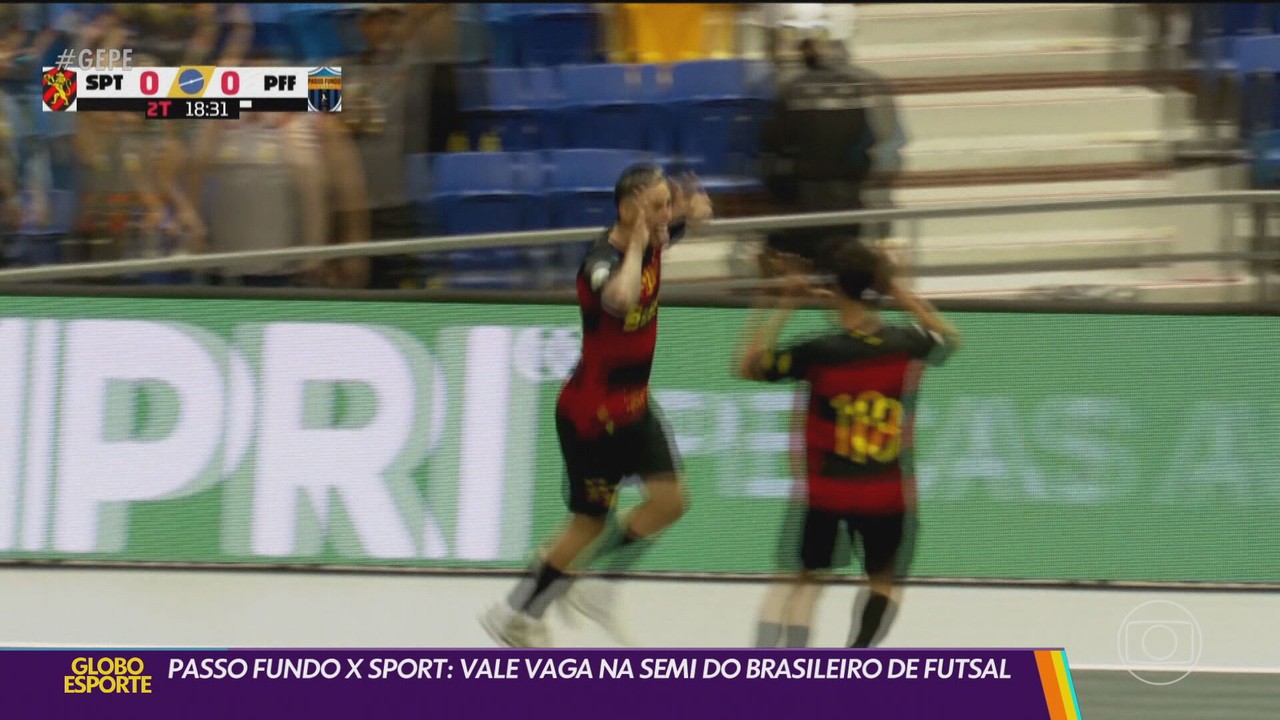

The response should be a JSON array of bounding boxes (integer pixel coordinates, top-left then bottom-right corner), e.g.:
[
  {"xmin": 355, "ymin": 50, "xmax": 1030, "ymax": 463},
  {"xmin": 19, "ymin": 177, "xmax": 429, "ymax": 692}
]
[
  {"xmin": 64, "ymin": 656, "xmax": 152, "ymax": 694},
  {"xmin": 0, "ymin": 320, "xmax": 579, "ymax": 564}
]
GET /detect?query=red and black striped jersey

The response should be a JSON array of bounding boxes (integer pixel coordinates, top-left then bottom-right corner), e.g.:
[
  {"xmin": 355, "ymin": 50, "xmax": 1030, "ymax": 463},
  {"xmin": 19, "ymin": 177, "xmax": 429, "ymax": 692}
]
[
  {"xmin": 557, "ymin": 225, "xmax": 684, "ymax": 438},
  {"xmin": 755, "ymin": 324, "xmax": 951, "ymax": 514}
]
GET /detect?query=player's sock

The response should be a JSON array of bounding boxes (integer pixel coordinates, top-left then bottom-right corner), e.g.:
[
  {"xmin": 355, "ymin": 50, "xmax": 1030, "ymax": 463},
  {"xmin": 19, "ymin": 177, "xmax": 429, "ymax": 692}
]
[
  {"xmin": 783, "ymin": 625, "xmax": 811, "ymax": 648},
  {"xmin": 507, "ymin": 559, "xmax": 571, "ymax": 620},
  {"xmin": 850, "ymin": 591, "xmax": 893, "ymax": 648},
  {"xmin": 755, "ymin": 622, "xmax": 783, "ymax": 648}
]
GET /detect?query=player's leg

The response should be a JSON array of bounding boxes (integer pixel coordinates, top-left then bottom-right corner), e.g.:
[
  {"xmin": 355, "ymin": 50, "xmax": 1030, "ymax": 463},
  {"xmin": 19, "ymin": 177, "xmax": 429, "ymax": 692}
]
[
  {"xmin": 560, "ymin": 409, "xmax": 685, "ymax": 643},
  {"xmin": 482, "ymin": 418, "xmax": 617, "ymax": 647},
  {"xmin": 779, "ymin": 572, "xmax": 824, "ymax": 648},
  {"xmin": 484, "ymin": 510, "xmax": 610, "ymax": 647},
  {"xmin": 754, "ymin": 581, "xmax": 792, "ymax": 648},
  {"xmin": 774, "ymin": 507, "xmax": 842, "ymax": 648},
  {"xmin": 847, "ymin": 512, "xmax": 908, "ymax": 648},
  {"xmin": 507, "ymin": 513, "xmax": 608, "ymax": 617},
  {"xmin": 756, "ymin": 493, "xmax": 807, "ymax": 647},
  {"xmin": 588, "ymin": 408, "xmax": 687, "ymax": 569}
]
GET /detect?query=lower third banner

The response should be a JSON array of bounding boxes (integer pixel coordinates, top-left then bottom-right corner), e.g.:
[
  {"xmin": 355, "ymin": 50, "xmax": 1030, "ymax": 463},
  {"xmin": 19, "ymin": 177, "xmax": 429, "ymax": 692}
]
[{"xmin": 9, "ymin": 648, "xmax": 1082, "ymax": 719}]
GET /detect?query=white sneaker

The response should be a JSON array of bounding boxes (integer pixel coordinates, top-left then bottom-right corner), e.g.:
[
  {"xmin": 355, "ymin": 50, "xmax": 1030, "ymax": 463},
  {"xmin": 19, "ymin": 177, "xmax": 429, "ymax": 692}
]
[
  {"xmin": 559, "ymin": 579, "xmax": 637, "ymax": 646},
  {"xmin": 480, "ymin": 603, "xmax": 552, "ymax": 648}
]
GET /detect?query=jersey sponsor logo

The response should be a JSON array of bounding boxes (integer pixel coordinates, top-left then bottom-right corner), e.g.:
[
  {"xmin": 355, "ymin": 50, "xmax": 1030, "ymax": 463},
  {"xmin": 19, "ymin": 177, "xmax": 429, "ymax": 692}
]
[{"xmin": 623, "ymin": 299, "xmax": 659, "ymax": 332}]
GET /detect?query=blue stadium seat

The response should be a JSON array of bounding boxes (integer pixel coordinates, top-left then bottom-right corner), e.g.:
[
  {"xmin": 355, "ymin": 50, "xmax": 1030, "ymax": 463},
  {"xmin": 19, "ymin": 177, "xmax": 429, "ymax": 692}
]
[
  {"xmin": 430, "ymin": 151, "xmax": 549, "ymax": 282},
  {"xmin": 507, "ymin": 4, "xmax": 601, "ymax": 67},
  {"xmin": 250, "ymin": 4, "xmax": 289, "ymax": 24},
  {"xmin": 456, "ymin": 68, "xmax": 489, "ymax": 114},
  {"xmin": 465, "ymin": 68, "xmax": 564, "ymax": 150},
  {"xmin": 247, "ymin": 4, "xmax": 300, "ymax": 60},
  {"xmin": 405, "ymin": 153, "xmax": 438, "ymax": 233},
  {"xmin": 1192, "ymin": 5, "xmax": 1280, "ymax": 115},
  {"xmin": 430, "ymin": 152, "xmax": 546, "ymax": 236},
  {"xmin": 484, "ymin": 5, "xmax": 521, "ymax": 67},
  {"xmin": 284, "ymin": 4, "xmax": 352, "ymax": 63},
  {"xmin": 543, "ymin": 149, "xmax": 652, "ymax": 229},
  {"xmin": 1215, "ymin": 4, "xmax": 1274, "ymax": 36},
  {"xmin": 1250, "ymin": 129, "xmax": 1280, "ymax": 185},
  {"xmin": 507, "ymin": 3, "xmax": 595, "ymax": 15},
  {"xmin": 559, "ymin": 64, "xmax": 672, "ymax": 153},
  {"xmin": 667, "ymin": 60, "xmax": 772, "ymax": 176},
  {"xmin": 1229, "ymin": 34, "xmax": 1280, "ymax": 135},
  {"xmin": 1233, "ymin": 33, "xmax": 1280, "ymax": 71}
]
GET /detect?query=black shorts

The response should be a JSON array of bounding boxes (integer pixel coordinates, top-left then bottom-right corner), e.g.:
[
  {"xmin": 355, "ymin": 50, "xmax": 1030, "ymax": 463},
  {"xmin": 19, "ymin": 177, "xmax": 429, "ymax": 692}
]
[
  {"xmin": 557, "ymin": 408, "xmax": 681, "ymax": 518},
  {"xmin": 798, "ymin": 508, "xmax": 917, "ymax": 576},
  {"xmin": 775, "ymin": 497, "xmax": 852, "ymax": 573}
]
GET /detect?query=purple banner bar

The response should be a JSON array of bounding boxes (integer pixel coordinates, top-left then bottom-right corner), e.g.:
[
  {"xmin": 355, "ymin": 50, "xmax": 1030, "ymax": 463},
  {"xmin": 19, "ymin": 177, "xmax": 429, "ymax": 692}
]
[{"xmin": 5, "ymin": 649, "xmax": 1067, "ymax": 719}]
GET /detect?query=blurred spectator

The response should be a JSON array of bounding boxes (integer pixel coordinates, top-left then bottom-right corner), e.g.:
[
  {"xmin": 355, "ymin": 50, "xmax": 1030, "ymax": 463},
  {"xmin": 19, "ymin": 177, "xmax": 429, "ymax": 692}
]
[
  {"xmin": 761, "ymin": 3, "xmax": 857, "ymax": 67},
  {"xmin": 409, "ymin": 4, "xmax": 467, "ymax": 155},
  {"xmin": 72, "ymin": 109, "xmax": 162, "ymax": 265},
  {"xmin": 0, "ymin": 97, "xmax": 19, "ymax": 244},
  {"xmin": 191, "ymin": 45, "xmax": 372, "ymax": 290},
  {"xmin": 182, "ymin": 4, "xmax": 251, "ymax": 66},
  {"xmin": 192, "ymin": 107, "xmax": 305, "ymax": 287},
  {"xmin": 68, "ymin": 12, "xmax": 144, "ymax": 265},
  {"xmin": 314, "ymin": 113, "xmax": 373, "ymax": 290},
  {"xmin": 760, "ymin": 37, "xmax": 904, "ymax": 276},
  {"xmin": 344, "ymin": 4, "xmax": 438, "ymax": 289}
]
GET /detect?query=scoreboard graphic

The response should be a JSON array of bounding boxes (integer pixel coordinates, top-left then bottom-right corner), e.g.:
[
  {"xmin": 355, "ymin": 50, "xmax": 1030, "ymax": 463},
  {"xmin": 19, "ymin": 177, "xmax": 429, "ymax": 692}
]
[{"xmin": 41, "ymin": 66, "xmax": 342, "ymax": 120}]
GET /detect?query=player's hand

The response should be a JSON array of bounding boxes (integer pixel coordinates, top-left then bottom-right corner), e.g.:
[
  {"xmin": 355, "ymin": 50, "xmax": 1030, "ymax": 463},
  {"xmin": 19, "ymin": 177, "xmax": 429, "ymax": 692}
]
[
  {"xmin": 671, "ymin": 172, "xmax": 713, "ymax": 226},
  {"xmin": 621, "ymin": 190, "xmax": 649, "ymax": 251},
  {"xmin": 781, "ymin": 271, "xmax": 812, "ymax": 297}
]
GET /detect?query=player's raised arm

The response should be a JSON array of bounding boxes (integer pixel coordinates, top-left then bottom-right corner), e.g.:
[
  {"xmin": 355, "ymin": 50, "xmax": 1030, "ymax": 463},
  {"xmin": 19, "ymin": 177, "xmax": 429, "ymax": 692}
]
[
  {"xmin": 887, "ymin": 278, "xmax": 962, "ymax": 362},
  {"xmin": 599, "ymin": 189, "xmax": 652, "ymax": 317},
  {"xmin": 737, "ymin": 268, "xmax": 814, "ymax": 382}
]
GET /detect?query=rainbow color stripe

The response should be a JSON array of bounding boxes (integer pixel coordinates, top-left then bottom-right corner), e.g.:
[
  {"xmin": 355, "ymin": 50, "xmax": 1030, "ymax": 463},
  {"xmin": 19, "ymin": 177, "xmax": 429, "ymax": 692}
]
[{"xmin": 1034, "ymin": 650, "xmax": 1082, "ymax": 720}]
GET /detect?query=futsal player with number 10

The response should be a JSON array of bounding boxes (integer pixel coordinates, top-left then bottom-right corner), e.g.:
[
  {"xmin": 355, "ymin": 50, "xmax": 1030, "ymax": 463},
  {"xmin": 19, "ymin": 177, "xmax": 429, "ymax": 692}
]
[{"xmin": 736, "ymin": 242, "xmax": 961, "ymax": 648}]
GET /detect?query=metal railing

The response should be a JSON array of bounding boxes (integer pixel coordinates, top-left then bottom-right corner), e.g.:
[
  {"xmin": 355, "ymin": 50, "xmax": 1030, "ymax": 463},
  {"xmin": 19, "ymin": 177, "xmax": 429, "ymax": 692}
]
[{"xmin": 1, "ymin": 190, "xmax": 1278, "ymax": 301}]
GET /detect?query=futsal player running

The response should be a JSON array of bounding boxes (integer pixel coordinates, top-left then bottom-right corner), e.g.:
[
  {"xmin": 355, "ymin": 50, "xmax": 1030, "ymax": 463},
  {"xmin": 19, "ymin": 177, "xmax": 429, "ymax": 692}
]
[
  {"xmin": 482, "ymin": 165, "xmax": 713, "ymax": 648},
  {"xmin": 736, "ymin": 242, "xmax": 960, "ymax": 647}
]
